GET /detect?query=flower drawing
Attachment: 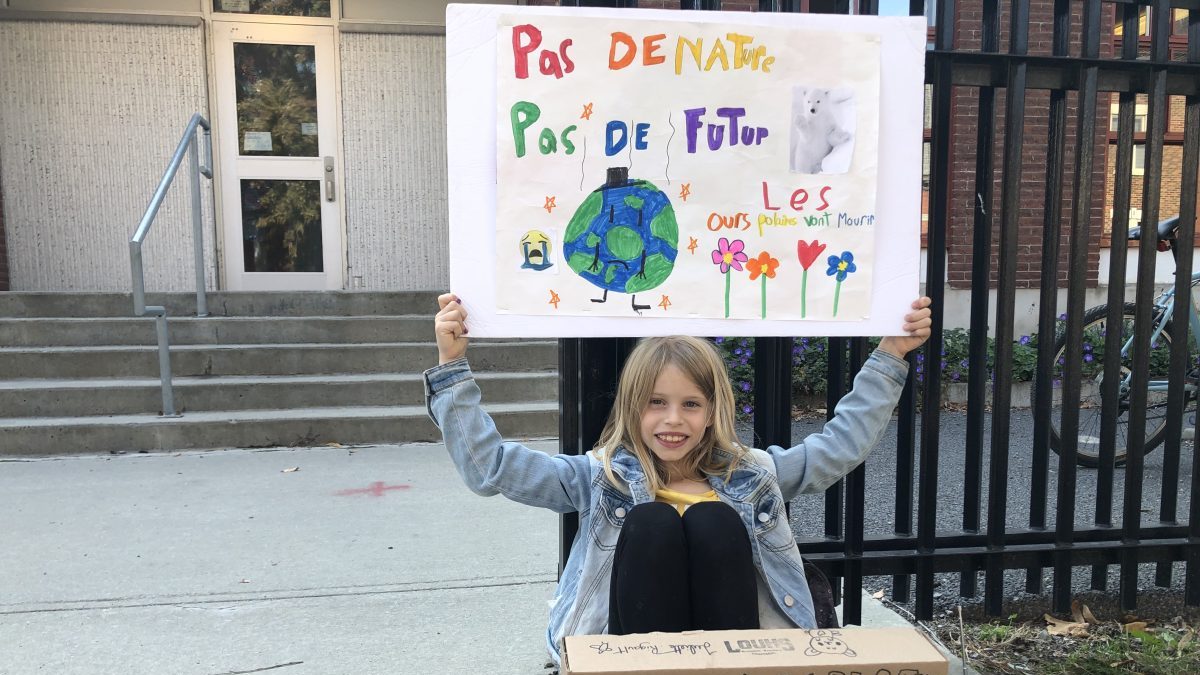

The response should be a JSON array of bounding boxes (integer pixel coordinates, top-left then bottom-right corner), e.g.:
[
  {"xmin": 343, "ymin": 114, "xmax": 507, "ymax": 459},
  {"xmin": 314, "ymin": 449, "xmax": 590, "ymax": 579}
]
[
  {"xmin": 797, "ymin": 240, "xmax": 827, "ymax": 271},
  {"xmin": 712, "ymin": 238, "xmax": 748, "ymax": 318},
  {"xmin": 826, "ymin": 250, "xmax": 857, "ymax": 317},
  {"xmin": 746, "ymin": 252, "xmax": 780, "ymax": 319},
  {"xmin": 796, "ymin": 240, "xmax": 827, "ymax": 318},
  {"xmin": 746, "ymin": 252, "xmax": 779, "ymax": 281},
  {"xmin": 712, "ymin": 237, "xmax": 748, "ymax": 273},
  {"xmin": 826, "ymin": 251, "xmax": 857, "ymax": 281}
]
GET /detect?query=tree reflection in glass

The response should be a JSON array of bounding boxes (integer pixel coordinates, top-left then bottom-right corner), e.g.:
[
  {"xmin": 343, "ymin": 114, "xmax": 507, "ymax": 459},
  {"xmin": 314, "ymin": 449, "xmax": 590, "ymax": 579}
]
[
  {"xmin": 235, "ymin": 43, "xmax": 318, "ymax": 157},
  {"xmin": 215, "ymin": 1, "xmax": 331, "ymax": 18},
  {"xmin": 241, "ymin": 180, "xmax": 323, "ymax": 273}
]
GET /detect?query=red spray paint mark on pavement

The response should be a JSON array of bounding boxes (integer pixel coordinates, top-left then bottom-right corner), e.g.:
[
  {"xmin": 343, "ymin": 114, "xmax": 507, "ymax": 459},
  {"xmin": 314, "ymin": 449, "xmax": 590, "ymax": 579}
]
[{"xmin": 335, "ymin": 482, "xmax": 411, "ymax": 497}]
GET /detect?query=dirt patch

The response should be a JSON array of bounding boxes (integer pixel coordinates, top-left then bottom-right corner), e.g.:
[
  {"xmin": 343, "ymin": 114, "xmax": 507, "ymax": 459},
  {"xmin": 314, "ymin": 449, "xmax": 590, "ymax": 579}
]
[{"xmin": 922, "ymin": 590, "xmax": 1200, "ymax": 674}]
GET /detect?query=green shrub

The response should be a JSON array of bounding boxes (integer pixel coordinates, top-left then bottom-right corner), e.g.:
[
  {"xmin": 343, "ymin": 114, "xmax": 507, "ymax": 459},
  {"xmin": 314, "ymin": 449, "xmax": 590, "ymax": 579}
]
[{"xmin": 714, "ymin": 328, "xmax": 1047, "ymax": 418}]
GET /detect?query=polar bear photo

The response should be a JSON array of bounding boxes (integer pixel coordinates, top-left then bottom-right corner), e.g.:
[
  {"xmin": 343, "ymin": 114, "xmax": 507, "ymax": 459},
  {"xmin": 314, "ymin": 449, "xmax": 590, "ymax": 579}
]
[{"xmin": 789, "ymin": 86, "xmax": 856, "ymax": 174}]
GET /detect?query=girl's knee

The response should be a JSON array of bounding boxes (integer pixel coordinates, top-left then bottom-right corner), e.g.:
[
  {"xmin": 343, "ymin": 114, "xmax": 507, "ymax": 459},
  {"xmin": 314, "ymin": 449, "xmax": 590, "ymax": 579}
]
[
  {"xmin": 618, "ymin": 502, "xmax": 684, "ymax": 552},
  {"xmin": 682, "ymin": 501, "xmax": 750, "ymax": 553},
  {"xmin": 622, "ymin": 502, "xmax": 682, "ymax": 540},
  {"xmin": 625, "ymin": 501, "xmax": 681, "ymax": 530},
  {"xmin": 681, "ymin": 500, "xmax": 742, "ymax": 531}
]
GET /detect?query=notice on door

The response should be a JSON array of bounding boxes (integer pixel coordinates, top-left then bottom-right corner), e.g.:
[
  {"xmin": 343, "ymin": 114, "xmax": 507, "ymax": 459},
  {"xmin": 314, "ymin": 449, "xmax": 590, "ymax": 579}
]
[{"xmin": 243, "ymin": 131, "xmax": 273, "ymax": 153}]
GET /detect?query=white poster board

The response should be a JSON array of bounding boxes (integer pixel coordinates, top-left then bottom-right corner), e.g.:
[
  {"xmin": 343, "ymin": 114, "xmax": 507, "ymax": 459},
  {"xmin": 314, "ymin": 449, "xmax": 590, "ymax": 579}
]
[{"xmin": 446, "ymin": 4, "xmax": 926, "ymax": 337}]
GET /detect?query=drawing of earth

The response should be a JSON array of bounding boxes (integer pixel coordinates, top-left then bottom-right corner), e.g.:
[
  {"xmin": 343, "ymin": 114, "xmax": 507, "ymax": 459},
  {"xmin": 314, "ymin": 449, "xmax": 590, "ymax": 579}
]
[{"xmin": 562, "ymin": 167, "xmax": 679, "ymax": 312}]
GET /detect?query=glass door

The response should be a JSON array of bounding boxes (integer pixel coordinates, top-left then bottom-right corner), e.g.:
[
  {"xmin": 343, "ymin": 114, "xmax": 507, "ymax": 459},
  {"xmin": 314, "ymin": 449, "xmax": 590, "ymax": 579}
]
[{"xmin": 213, "ymin": 22, "xmax": 342, "ymax": 290}]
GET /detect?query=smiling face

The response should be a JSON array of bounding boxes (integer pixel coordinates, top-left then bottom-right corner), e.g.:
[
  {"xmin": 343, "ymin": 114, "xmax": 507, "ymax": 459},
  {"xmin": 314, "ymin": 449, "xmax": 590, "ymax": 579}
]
[{"xmin": 639, "ymin": 364, "xmax": 713, "ymax": 477}]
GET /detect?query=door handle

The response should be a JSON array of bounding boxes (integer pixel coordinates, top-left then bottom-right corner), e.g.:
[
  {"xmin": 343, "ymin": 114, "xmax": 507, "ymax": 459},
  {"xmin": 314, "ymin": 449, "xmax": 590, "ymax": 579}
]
[{"xmin": 324, "ymin": 156, "xmax": 335, "ymax": 202}]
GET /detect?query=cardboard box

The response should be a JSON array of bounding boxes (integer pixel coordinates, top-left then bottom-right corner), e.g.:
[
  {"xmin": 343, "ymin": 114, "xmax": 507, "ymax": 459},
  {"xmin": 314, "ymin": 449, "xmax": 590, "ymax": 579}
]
[{"xmin": 563, "ymin": 627, "xmax": 949, "ymax": 675}]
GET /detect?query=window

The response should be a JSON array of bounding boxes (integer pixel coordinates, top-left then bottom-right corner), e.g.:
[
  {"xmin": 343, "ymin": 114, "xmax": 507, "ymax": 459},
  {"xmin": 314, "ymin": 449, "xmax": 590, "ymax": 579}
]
[
  {"xmin": 864, "ymin": 0, "xmax": 936, "ymax": 25},
  {"xmin": 1132, "ymin": 144, "xmax": 1146, "ymax": 177},
  {"xmin": 1173, "ymin": 9, "xmax": 1190, "ymax": 36},
  {"xmin": 1113, "ymin": 6, "xmax": 1151, "ymax": 37},
  {"xmin": 1110, "ymin": 207, "xmax": 1143, "ymax": 233},
  {"xmin": 877, "ymin": 0, "xmax": 909, "ymax": 16},
  {"xmin": 1109, "ymin": 102, "xmax": 1148, "ymax": 134},
  {"xmin": 214, "ymin": 0, "xmax": 331, "ymax": 18}
]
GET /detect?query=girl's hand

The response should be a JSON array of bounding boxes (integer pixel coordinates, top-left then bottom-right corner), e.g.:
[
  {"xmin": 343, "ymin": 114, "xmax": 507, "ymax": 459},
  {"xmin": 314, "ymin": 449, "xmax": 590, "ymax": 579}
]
[
  {"xmin": 878, "ymin": 296, "xmax": 933, "ymax": 359},
  {"xmin": 435, "ymin": 293, "xmax": 469, "ymax": 365}
]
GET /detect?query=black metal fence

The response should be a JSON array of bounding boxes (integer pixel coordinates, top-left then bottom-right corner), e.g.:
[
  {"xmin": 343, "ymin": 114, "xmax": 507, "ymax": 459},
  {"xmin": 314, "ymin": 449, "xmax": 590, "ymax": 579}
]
[{"xmin": 558, "ymin": 0, "xmax": 1200, "ymax": 623}]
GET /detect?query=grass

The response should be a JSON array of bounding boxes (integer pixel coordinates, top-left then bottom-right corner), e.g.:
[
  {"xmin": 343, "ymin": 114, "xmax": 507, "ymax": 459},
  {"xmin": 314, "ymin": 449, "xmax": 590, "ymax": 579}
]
[
  {"xmin": 1040, "ymin": 626, "xmax": 1199, "ymax": 675},
  {"xmin": 941, "ymin": 616, "xmax": 1200, "ymax": 674}
]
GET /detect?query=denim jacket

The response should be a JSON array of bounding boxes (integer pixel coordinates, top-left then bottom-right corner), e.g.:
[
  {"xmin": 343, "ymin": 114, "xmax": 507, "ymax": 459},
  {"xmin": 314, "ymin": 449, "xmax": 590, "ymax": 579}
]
[{"xmin": 424, "ymin": 349, "xmax": 908, "ymax": 665}]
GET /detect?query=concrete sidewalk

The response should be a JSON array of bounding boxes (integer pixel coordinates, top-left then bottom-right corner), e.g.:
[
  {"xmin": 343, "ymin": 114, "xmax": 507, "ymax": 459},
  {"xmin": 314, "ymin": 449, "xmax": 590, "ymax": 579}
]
[{"xmin": 0, "ymin": 443, "xmax": 971, "ymax": 674}]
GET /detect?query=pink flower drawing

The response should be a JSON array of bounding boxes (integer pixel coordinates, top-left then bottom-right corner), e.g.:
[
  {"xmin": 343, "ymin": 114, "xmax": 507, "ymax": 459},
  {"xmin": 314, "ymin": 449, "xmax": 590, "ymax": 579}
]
[{"xmin": 711, "ymin": 237, "xmax": 748, "ymax": 274}]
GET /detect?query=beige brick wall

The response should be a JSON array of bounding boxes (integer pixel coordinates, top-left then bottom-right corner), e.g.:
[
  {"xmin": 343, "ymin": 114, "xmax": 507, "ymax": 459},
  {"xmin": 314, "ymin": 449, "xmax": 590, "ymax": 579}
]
[
  {"xmin": 339, "ymin": 33, "xmax": 450, "ymax": 290},
  {"xmin": 0, "ymin": 21, "xmax": 212, "ymax": 292}
]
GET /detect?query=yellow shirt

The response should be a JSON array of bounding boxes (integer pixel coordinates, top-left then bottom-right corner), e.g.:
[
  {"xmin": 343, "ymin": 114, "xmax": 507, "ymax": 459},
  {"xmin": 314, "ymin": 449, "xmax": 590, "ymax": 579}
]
[{"xmin": 655, "ymin": 487, "xmax": 720, "ymax": 515}]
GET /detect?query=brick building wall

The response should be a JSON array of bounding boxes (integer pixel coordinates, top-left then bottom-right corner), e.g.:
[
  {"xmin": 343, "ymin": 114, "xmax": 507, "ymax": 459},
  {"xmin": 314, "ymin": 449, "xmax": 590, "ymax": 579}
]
[
  {"xmin": 947, "ymin": 0, "xmax": 1114, "ymax": 290},
  {"xmin": 526, "ymin": 1, "xmax": 758, "ymax": 11},
  {"xmin": 0, "ymin": 181, "xmax": 7, "ymax": 292},
  {"xmin": 1100, "ymin": 47, "xmax": 1195, "ymax": 242}
]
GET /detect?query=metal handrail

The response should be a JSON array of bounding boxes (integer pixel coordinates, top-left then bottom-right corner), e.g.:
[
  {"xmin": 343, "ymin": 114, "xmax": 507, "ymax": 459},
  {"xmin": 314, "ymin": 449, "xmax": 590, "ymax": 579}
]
[{"xmin": 129, "ymin": 113, "xmax": 214, "ymax": 417}]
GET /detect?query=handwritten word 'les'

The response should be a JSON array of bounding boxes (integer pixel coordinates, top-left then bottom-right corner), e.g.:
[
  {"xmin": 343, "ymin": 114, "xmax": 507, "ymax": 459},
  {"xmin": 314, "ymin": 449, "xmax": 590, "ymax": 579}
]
[
  {"xmin": 684, "ymin": 108, "xmax": 768, "ymax": 153},
  {"xmin": 510, "ymin": 102, "xmax": 577, "ymax": 158},
  {"xmin": 708, "ymin": 212, "xmax": 752, "ymax": 232},
  {"xmin": 762, "ymin": 182, "xmax": 832, "ymax": 212},
  {"xmin": 608, "ymin": 32, "xmax": 775, "ymax": 76},
  {"xmin": 511, "ymin": 25, "xmax": 575, "ymax": 79}
]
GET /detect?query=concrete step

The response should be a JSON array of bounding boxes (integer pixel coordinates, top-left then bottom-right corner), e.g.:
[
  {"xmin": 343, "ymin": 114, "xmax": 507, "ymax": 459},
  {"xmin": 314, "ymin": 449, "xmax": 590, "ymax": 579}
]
[
  {"xmin": 0, "ymin": 341, "xmax": 556, "ymax": 379},
  {"xmin": 0, "ymin": 371, "xmax": 558, "ymax": 417},
  {"xmin": 0, "ymin": 316, "xmax": 432, "ymax": 346},
  {"xmin": 0, "ymin": 291, "xmax": 440, "ymax": 318},
  {"xmin": 0, "ymin": 402, "xmax": 559, "ymax": 456}
]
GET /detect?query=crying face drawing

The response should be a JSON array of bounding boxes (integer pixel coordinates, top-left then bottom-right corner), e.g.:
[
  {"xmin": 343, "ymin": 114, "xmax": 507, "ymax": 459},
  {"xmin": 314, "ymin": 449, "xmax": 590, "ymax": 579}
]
[
  {"xmin": 803, "ymin": 630, "xmax": 857, "ymax": 657},
  {"xmin": 520, "ymin": 230, "xmax": 553, "ymax": 271}
]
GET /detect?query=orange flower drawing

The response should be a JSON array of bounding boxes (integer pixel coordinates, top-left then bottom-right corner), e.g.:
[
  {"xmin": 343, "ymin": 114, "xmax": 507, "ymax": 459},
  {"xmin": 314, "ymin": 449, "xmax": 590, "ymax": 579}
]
[
  {"xmin": 746, "ymin": 251, "xmax": 780, "ymax": 319},
  {"xmin": 746, "ymin": 252, "xmax": 780, "ymax": 281}
]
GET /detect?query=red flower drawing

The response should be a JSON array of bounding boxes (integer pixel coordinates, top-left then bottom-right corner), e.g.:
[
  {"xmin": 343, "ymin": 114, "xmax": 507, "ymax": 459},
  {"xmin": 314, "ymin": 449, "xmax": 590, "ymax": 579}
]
[{"xmin": 797, "ymin": 240, "xmax": 827, "ymax": 270}]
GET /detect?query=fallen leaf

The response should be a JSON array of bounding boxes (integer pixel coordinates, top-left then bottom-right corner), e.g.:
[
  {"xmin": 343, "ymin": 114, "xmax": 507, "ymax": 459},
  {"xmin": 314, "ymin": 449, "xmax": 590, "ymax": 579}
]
[
  {"xmin": 1122, "ymin": 621, "xmax": 1149, "ymax": 633},
  {"xmin": 1177, "ymin": 629, "xmax": 1194, "ymax": 656},
  {"xmin": 1081, "ymin": 604, "xmax": 1100, "ymax": 625},
  {"xmin": 873, "ymin": 590, "xmax": 885, "ymax": 600},
  {"xmin": 1044, "ymin": 614, "xmax": 1089, "ymax": 637},
  {"xmin": 282, "ymin": 467, "xmax": 300, "ymax": 473}
]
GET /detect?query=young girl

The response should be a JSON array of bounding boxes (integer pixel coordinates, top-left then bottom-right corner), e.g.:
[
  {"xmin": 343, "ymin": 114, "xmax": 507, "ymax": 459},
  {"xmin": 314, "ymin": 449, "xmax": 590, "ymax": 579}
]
[{"xmin": 427, "ymin": 293, "xmax": 932, "ymax": 666}]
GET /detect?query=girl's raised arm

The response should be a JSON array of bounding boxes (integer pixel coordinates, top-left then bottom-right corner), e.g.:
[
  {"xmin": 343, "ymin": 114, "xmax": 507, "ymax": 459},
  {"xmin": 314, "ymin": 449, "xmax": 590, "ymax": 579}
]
[
  {"xmin": 771, "ymin": 297, "xmax": 931, "ymax": 499},
  {"xmin": 426, "ymin": 294, "xmax": 591, "ymax": 514}
]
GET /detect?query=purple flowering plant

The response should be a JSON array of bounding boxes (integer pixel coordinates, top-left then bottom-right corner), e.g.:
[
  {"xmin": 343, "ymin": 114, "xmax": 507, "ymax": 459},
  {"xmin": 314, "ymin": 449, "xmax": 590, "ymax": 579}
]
[{"xmin": 714, "ymin": 328, "xmax": 1047, "ymax": 418}]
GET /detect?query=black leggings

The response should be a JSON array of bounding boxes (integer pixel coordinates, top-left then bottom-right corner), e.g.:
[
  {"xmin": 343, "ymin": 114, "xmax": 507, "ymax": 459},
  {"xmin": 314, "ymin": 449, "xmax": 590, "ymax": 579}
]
[{"xmin": 608, "ymin": 500, "xmax": 759, "ymax": 634}]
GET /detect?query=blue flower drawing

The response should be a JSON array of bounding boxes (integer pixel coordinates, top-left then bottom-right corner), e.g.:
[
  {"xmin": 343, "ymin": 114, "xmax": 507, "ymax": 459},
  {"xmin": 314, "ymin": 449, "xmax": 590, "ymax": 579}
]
[{"xmin": 826, "ymin": 251, "xmax": 857, "ymax": 282}]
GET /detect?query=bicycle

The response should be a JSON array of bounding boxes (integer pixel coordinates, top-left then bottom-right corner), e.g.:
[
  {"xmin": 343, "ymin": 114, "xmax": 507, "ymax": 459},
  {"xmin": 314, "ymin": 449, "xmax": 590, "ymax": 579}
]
[{"xmin": 1039, "ymin": 215, "xmax": 1199, "ymax": 467}]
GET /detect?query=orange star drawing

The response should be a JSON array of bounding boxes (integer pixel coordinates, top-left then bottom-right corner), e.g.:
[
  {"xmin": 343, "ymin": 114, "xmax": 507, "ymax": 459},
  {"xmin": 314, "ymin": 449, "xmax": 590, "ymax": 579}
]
[
  {"xmin": 679, "ymin": 183, "xmax": 692, "ymax": 201},
  {"xmin": 658, "ymin": 295, "xmax": 672, "ymax": 311},
  {"xmin": 581, "ymin": 102, "xmax": 594, "ymax": 120},
  {"xmin": 687, "ymin": 237, "xmax": 698, "ymax": 255},
  {"xmin": 543, "ymin": 196, "xmax": 556, "ymax": 214},
  {"xmin": 549, "ymin": 290, "xmax": 561, "ymax": 309}
]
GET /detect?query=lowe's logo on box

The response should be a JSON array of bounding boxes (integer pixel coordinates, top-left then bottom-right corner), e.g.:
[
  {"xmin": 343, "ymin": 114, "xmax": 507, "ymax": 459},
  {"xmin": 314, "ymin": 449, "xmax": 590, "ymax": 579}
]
[{"xmin": 722, "ymin": 637, "xmax": 797, "ymax": 655}]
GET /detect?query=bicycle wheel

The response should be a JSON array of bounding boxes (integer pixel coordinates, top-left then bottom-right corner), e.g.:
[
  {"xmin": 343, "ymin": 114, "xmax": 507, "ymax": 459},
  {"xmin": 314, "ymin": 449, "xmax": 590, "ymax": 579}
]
[{"xmin": 1037, "ymin": 302, "xmax": 1181, "ymax": 467}]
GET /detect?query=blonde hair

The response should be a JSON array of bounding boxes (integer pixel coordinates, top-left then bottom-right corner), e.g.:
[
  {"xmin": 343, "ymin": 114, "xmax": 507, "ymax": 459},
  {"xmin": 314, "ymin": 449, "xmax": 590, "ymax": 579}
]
[{"xmin": 595, "ymin": 336, "xmax": 748, "ymax": 494}]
